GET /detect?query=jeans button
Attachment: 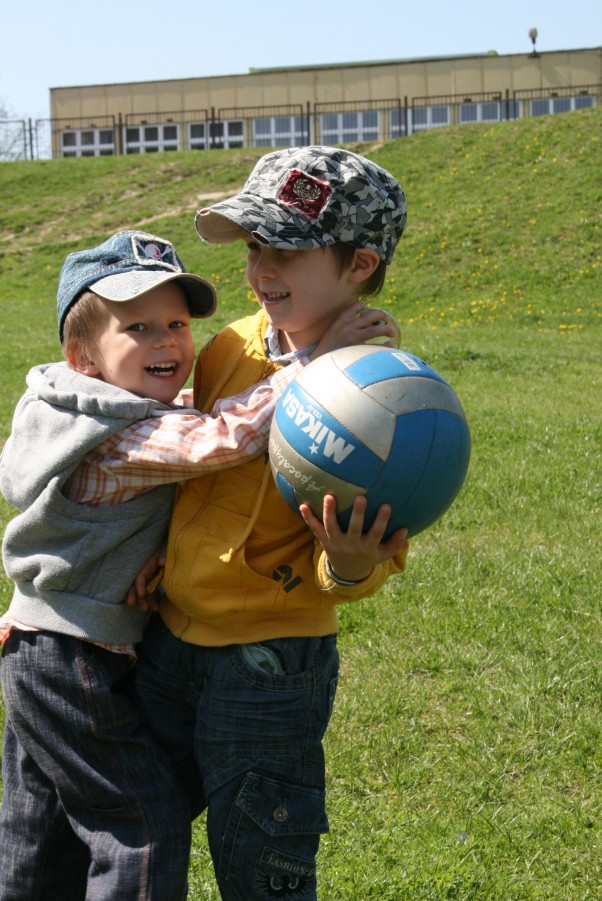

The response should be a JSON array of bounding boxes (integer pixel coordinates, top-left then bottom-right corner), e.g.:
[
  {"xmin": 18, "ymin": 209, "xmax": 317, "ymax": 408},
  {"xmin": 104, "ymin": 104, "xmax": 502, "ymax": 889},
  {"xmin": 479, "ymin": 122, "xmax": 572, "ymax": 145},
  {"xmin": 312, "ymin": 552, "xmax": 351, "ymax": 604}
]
[{"xmin": 273, "ymin": 805, "xmax": 288, "ymax": 823}]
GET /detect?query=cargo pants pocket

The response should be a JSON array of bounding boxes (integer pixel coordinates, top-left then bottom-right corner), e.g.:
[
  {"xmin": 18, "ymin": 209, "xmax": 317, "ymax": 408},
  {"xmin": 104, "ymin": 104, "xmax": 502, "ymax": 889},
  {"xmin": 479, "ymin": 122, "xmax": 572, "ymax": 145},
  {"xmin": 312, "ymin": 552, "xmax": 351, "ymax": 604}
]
[{"xmin": 214, "ymin": 770, "xmax": 329, "ymax": 901}]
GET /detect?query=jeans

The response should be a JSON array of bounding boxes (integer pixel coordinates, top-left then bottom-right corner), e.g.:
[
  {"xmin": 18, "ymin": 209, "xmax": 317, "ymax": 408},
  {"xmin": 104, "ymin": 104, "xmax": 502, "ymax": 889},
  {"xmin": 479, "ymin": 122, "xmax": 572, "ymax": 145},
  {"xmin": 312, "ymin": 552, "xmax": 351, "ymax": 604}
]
[
  {"xmin": 132, "ymin": 614, "xmax": 340, "ymax": 901},
  {"xmin": 0, "ymin": 630, "xmax": 191, "ymax": 901}
]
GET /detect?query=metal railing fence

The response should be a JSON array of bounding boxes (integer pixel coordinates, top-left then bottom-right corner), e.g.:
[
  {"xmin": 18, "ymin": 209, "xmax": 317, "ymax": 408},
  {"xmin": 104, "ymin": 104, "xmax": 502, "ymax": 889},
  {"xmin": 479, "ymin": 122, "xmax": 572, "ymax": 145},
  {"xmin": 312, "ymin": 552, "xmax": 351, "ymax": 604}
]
[{"xmin": 2, "ymin": 85, "xmax": 599, "ymax": 161}]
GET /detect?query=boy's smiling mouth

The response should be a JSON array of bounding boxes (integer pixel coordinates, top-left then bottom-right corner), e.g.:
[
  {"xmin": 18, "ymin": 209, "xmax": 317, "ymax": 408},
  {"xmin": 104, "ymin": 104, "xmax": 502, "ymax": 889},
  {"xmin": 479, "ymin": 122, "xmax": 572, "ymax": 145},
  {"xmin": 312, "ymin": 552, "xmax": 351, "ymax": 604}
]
[
  {"xmin": 145, "ymin": 362, "xmax": 178, "ymax": 377},
  {"xmin": 261, "ymin": 290, "xmax": 290, "ymax": 303}
]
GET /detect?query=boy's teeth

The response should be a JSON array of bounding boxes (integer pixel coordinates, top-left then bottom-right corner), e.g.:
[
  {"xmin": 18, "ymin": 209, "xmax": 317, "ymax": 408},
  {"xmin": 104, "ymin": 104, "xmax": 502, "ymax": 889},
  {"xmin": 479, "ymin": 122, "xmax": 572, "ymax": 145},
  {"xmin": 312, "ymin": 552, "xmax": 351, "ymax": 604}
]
[{"xmin": 147, "ymin": 363, "xmax": 176, "ymax": 376}]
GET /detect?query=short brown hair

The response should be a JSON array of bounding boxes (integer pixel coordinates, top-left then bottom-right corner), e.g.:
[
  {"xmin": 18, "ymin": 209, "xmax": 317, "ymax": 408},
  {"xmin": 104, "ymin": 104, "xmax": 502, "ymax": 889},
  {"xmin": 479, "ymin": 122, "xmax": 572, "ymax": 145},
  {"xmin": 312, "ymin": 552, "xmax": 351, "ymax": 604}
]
[
  {"xmin": 61, "ymin": 290, "xmax": 110, "ymax": 360},
  {"xmin": 329, "ymin": 243, "xmax": 387, "ymax": 297}
]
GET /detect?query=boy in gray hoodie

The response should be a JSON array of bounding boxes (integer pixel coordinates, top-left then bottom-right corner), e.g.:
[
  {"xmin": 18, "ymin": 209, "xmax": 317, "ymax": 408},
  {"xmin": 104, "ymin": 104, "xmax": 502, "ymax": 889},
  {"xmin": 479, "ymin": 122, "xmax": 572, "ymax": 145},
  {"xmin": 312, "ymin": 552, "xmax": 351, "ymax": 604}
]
[{"xmin": 0, "ymin": 229, "xmax": 390, "ymax": 901}]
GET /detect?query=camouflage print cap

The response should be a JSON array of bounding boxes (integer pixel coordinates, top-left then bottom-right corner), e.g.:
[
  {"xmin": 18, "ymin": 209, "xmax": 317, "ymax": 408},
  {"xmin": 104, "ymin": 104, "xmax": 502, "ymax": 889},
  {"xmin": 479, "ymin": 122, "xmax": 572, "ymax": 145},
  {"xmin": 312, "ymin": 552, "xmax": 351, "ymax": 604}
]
[{"xmin": 195, "ymin": 146, "xmax": 407, "ymax": 263}]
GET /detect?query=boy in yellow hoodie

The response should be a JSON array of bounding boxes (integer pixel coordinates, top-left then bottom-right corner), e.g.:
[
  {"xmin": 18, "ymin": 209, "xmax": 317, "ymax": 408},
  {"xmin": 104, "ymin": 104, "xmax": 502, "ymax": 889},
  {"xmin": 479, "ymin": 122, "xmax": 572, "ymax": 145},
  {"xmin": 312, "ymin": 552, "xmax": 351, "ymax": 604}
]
[{"xmin": 133, "ymin": 146, "xmax": 409, "ymax": 900}]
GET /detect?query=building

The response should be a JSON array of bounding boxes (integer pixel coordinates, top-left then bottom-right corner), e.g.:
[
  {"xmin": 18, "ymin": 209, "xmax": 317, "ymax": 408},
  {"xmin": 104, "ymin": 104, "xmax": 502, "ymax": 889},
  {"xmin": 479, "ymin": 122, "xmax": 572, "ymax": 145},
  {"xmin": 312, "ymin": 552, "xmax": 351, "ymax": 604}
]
[{"xmin": 49, "ymin": 46, "xmax": 601, "ymax": 158}]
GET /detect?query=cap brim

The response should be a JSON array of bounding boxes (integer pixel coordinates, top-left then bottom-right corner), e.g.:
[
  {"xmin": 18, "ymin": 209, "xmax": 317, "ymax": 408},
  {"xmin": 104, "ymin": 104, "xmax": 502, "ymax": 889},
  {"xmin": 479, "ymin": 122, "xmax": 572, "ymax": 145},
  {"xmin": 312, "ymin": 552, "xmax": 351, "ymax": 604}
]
[
  {"xmin": 195, "ymin": 197, "xmax": 325, "ymax": 252},
  {"xmin": 91, "ymin": 270, "xmax": 217, "ymax": 318},
  {"xmin": 195, "ymin": 208, "xmax": 251, "ymax": 243}
]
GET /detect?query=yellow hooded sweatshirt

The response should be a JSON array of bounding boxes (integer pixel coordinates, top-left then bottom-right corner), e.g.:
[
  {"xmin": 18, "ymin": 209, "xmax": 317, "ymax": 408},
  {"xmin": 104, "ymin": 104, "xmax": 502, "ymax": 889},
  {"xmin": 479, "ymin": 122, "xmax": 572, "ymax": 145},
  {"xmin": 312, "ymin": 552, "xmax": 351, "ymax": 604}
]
[{"xmin": 160, "ymin": 310, "xmax": 408, "ymax": 647}]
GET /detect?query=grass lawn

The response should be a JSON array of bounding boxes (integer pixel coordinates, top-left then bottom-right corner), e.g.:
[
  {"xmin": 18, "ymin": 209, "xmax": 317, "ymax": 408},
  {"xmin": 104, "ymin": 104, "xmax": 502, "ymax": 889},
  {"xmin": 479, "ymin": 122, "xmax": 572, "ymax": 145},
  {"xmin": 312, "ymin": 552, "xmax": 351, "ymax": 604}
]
[{"xmin": 0, "ymin": 108, "xmax": 600, "ymax": 898}]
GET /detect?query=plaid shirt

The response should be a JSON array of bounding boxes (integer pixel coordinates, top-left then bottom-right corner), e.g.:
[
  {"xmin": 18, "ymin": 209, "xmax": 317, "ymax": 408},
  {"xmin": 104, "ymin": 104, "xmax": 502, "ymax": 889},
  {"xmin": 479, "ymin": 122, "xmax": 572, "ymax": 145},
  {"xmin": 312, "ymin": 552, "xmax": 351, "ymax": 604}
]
[
  {"xmin": 63, "ymin": 363, "xmax": 300, "ymax": 505},
  {"xmin": 0, "ymin": 360, "xmax": 303, "ymax": 652}
]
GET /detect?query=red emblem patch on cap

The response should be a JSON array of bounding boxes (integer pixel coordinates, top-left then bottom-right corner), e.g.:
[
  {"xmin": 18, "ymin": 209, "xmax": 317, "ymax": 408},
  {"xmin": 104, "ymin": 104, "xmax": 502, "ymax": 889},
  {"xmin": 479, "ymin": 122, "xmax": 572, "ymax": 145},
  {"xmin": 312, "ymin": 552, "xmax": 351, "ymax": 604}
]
[{"xmin": 278, "ymin": 170, "xmax": 332, "ymax": 219}]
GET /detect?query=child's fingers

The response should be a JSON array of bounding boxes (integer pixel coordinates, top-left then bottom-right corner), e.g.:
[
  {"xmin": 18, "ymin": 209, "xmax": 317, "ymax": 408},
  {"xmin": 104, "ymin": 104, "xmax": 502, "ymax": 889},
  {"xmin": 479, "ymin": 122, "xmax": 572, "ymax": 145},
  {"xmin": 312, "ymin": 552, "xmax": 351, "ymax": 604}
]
[
  {"xmin": 345, "ymin": 499, "xmax": 406, "ymax": 550},
  {"xmin": 360, "ymin": 501, "xmax": 393, "ymax": 544},
  {"xmin": 355, "ymin": 309, "xmax": 401, "ymax": 345},
  {"xmin": 380, "ymin": 527, "xmax": 409, "ymax": 555},
  {"xmin": 315, "ymin": 494, "xmax": 345, "ymax": 544},
  {"xmin": 344, "ymin": 494, "xmax": 369, "ymax": 536},
  {"xmin": 299, "ymin": 501, "xmax": 327, "ymax": 540},
  {"xmin": 345, "ymin": 300, "xmax": 368, "ymax": 317}
]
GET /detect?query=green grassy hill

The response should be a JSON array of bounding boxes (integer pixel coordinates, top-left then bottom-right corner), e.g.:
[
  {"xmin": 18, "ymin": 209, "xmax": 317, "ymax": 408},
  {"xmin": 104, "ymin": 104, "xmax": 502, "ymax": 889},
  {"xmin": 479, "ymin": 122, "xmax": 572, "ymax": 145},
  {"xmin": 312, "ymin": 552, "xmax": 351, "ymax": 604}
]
[
  {"xmin": 1, "ymin": 110, "xmax": 600, "ymax": 425},
  {"xmin": 1, "ymin": 110, "xmax": 600, "ymax": 898}
]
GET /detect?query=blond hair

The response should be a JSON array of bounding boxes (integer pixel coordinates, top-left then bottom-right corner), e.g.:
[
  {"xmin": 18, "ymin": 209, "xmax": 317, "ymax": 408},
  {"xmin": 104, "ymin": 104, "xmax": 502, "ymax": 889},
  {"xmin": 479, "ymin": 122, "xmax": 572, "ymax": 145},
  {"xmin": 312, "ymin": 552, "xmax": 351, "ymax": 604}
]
[{"xmin": 61, "ymin": 291, "xmax": 110, "ymax": 362}]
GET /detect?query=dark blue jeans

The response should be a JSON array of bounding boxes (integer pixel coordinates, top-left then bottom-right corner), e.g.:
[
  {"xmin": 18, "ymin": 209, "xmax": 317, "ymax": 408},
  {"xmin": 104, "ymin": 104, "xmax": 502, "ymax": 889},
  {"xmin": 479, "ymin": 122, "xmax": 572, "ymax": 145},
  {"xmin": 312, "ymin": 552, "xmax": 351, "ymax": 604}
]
[
  {"xmin": 0, "ymin": 630, "xmax": 191, "ymax": 901},
  {"xmin": 133, "ymin": 614, "xmax": 340, "ymax": 901}
]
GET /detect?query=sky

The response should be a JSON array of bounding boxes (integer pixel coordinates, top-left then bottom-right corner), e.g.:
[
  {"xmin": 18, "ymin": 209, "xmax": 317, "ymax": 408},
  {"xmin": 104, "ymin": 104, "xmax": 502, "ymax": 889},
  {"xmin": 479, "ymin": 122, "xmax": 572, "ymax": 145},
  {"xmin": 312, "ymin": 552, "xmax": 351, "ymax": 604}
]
[{"xmin": 2, "ymin": 0, "xmax": 600, "ymax": 120}]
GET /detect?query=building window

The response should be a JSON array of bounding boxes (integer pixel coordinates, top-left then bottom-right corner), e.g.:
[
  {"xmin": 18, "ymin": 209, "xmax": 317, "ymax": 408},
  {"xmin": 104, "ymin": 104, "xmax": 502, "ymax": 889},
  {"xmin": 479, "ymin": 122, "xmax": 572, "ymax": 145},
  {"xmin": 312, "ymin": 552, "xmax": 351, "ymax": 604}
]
[
  {"xmin": 531, "ymin": 94, "xmax": 594, "ymax": 117},
  {"xmin": 210, "ymin": 120, "xmax": 244, "ymax": 149},
  {"xmin": 389, "ymin": 108, "xmax": 408, "ymax": 138},
  {"xmin": 506, "ymin": 100, "xmax": 521, "ymax": 120},
  {"xmin": 552, "ymin": 97, "xmax": 572, "ymax": 114},
  {"xmin": 320, "ymin": 109, "xmax": 380, "ymax": 144},
  {"xmin": 124, "ymin": 124, "xmax": 179, "ymax": 154},
  {"xmin": 253, "ymin": 115, "xmax": 304, "ymax": 148},
  {"xmin": 60, "ymin": 127, "xmax": 115, "ymax": 157},
  {"xmin": 531, "ymin": 99, "xmax": 550, "ymax": 117},
  {"xmin": 98, "ymin": 129, "xmax": 115, "ymax": 155},
  {"xmin": 411, "ymin": 105, "xmax": 450, "ymax": 132},
  {"xmin": 189, "ymin": 122, "xmax": 207, "ymax": 150},
  {"xmin": 574, "ymin": 94, "xmax": 594, "ymax": 109},
  {"xmin": 460, "ymin": 102, "xmax": 484, "ymax": 123},
  {"xmin": 189, "ymin": 119, "xmax": 244, "ymax": 149},
  {"xmin": 459, "ymin": 101, "xmax": 503, "ymax": 124}
]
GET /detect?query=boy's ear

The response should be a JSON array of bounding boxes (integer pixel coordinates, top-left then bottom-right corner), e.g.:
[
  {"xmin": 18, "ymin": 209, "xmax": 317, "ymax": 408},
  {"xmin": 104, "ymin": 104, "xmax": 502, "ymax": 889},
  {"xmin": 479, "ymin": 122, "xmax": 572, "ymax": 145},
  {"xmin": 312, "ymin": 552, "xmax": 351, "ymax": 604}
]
[
  {"xmin": 347, "ymin": 248, "xmax": 381, "ymax": 282},
  {"xmin": 65, "ymin": 340, "xmax": 101, "ymax": 377}
]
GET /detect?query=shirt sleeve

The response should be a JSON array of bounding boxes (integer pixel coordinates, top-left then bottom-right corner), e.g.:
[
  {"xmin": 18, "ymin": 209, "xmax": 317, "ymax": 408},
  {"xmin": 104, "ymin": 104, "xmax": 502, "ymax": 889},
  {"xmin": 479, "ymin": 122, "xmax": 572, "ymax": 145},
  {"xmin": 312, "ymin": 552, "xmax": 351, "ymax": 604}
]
[
  {"xmin": 66, "ymin": 359, "xmax": 307, "ymax": 505},
  {"xmin": 314, "ymin": 542, "xmax": 409, "ymax": 602}
]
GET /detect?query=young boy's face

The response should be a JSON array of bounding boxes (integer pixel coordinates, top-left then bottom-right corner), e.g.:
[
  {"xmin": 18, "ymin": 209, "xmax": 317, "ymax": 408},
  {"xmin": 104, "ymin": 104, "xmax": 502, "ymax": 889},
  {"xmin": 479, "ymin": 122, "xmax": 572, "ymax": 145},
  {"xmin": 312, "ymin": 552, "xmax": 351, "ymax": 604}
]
[
  {"xmin": 244, "ymin": 240, "xmax": 367, "ymax": 352},
  {"xmin": 84, "ymin": 282, "xmax": 195, "ymax": 404}
]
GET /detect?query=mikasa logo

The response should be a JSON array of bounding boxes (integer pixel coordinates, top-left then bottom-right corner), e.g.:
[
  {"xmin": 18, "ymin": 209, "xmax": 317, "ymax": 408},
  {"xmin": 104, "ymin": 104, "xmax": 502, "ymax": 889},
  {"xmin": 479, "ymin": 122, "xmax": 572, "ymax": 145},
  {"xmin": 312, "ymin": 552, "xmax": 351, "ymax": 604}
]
[{"xmin": 281, "ymin": 389, "xmax": 356, "ymax": 463}]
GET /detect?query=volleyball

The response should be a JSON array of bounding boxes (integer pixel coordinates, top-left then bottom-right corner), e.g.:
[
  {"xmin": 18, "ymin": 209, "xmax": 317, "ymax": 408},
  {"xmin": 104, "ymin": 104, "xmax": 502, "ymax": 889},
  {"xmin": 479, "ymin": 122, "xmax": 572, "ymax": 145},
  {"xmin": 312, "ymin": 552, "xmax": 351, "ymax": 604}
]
[{"xmin": 269, "ymin": 345, "xmax": 471, "ymax": 539}]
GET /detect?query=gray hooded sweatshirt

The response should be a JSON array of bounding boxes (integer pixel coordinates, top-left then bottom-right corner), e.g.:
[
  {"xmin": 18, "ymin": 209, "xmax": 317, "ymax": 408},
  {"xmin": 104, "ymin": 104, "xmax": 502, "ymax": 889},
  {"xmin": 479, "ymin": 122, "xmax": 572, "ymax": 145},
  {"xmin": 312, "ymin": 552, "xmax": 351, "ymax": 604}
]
[{"xmin": 0, "ymin": 362, "xmax": 185, "ymax": 644}]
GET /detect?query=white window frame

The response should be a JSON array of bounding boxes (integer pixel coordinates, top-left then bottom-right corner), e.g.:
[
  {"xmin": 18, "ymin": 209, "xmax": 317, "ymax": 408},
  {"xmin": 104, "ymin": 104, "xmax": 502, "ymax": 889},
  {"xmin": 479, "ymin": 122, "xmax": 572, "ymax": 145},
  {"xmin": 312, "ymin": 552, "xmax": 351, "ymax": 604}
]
[
  {"xmin": 188, "ymin": 121, "xmax": 208, "ymax": 150},
  {"xmin": 210, "ymin": 120, "xmax": 244, "ymax": 149},
  {"xmin": 320, "ymin": 109, "xmax": 380, "ymax": 144},
  {"xmin": 124, "ymin": 123, "xmax": 179, "ymax": 154},
  {"xmin": 188, "ymin": 119, "xmax": 244, "ymax": 150},
  {"xmin": 531, "ymin": 94, "xmax": 594, "ymax": 117},
  {"xmin": 60, "ymin": 127, "xmax": 115, "ymax": 157},
  {"xmin": 389, "ymin": 107, "xmax": 408, "ymax": 138},
  {"xmin": 411, "ymin": 105, "xmax": 450, "ymax": 132},
  {"xmin": 252, "ymin": 115, "xmax": 304, "ymax": 148},
  {"xmin": 459, "ymin": 101, "xmax": 503, "ymax": 124}
]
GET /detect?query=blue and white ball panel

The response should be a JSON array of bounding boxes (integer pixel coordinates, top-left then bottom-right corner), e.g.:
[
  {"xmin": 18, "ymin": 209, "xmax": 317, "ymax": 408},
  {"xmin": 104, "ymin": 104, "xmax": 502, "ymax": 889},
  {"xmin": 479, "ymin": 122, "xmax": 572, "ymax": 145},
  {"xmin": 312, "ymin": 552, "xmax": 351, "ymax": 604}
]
[
  {"xmin": 362, "ymin": 374, "xmax": 467, "ymax": 419},
  {"xmin": 292, "ymin": 353, "xmax": 397, "ymax": 458},
  {"xmin": 323, "ymin": 345, "xmax": 447, "ymax": 389},
  {"xmin": 273, "ymin": 380, "xmax": 388, "ymax": 484},
  {"xmin": 269, "ymin": 416, "xmax": 367, "ymax": 512},
  {"xmin": 300, "ymin": 346, "xmax": 467, "ymax": 421},
  {"xmin": 336, "ymin": 408, "xmax": 471, "ymax": 536},
  {"xmin": 337, "ymin": 346, "xmax": 432, "ymax": 385},
  {"xmin": 269, "ymin": 345, "xmax": 471, "ymax": 538}
]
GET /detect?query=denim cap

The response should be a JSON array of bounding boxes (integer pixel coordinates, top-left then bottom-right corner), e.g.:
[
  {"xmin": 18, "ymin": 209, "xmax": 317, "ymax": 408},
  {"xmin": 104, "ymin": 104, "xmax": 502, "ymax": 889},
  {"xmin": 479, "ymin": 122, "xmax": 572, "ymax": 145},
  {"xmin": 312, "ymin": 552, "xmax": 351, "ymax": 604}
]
[
  {"xmin": 194, "ymin": 146, "xmax": 407, "ymax": 264},
  {"xmin": 57, "ymin": 230, "xmax": 217, "ymax": 341}
]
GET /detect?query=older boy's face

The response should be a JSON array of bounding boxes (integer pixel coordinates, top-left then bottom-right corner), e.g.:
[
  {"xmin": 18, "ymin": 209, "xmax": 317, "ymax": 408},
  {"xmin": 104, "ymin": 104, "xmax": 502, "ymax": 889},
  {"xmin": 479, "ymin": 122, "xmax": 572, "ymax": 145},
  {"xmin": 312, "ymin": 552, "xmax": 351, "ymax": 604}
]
[
  {"xmin": 89, "ymin": 282, "xmax": 195, "ymax": 403},
  {"xmin": 244, "ymin": 242, "xmax": 361, "ymax": 353}
]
